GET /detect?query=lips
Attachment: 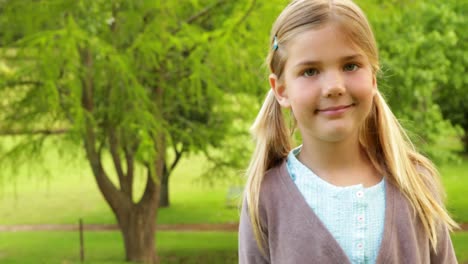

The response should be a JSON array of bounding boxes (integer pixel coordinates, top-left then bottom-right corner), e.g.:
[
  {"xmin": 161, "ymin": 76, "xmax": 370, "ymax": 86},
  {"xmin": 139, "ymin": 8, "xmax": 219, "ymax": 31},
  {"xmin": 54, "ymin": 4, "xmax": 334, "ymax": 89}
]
[{"xmin": 316, "ymin": 103, "xmax": 355, "ymax": 114}]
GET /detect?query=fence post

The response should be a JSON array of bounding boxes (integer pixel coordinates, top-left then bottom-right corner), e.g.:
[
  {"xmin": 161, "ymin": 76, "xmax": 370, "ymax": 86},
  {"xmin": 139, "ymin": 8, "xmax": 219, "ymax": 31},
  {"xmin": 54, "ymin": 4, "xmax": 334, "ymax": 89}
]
[{"xmin": 79, "ymin": 218, "xmax": 84, "ymax": 262}]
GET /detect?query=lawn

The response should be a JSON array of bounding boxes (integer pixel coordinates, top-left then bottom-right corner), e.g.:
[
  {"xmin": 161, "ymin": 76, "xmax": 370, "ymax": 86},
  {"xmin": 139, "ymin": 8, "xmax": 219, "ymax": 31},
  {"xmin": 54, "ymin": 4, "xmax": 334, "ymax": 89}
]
[
  {"xmin": 439, "ymin": 156, "xmax": 468, "ymax": 223},
  {"xmin": 0, "ymin": 231, "xmax": 237, "ymax": 264},
  {"xmin": 453, "ymin": 232, "xmax": 468, "ymax": 264}
]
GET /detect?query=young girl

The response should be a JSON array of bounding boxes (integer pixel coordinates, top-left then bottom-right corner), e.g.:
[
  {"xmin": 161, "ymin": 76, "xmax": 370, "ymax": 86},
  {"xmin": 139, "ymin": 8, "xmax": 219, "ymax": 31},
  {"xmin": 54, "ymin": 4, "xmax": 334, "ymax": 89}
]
[{"xmin": 238, "ymin": 0, "xmax": 458, "ymax": 263}]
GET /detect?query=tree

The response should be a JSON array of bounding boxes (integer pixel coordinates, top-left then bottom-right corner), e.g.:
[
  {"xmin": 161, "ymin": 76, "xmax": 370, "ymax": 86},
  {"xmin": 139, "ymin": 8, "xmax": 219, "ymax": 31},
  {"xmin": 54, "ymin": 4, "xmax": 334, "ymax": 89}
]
[
  {"xmin": 359, "ymin": 0, "xmax": 465, "ymax": 162},
  {"xmin": 0, "ymin": 0, "xmax": 265, "ymax": 262},
  {"xmin": 431, "ymin": 0, "xmax": 468, "ymax": 153}
]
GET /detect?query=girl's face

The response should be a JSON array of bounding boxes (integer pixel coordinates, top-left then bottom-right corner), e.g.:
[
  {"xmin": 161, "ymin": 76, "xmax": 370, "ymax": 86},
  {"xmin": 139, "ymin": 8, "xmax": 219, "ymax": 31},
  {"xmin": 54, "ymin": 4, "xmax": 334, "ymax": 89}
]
[{"xmin": 271, "ymin": 23, "xmax": 376, "ymax": 144}]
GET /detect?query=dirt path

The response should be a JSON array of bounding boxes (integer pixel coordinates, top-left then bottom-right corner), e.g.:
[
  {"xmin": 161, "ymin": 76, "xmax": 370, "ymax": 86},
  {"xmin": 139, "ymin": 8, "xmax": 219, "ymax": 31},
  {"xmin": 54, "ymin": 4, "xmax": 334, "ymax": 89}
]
[
  {"xmin": 460, "ymin": 223, "xmax": 468, "ymax": 231},
  {"xmin": 1, "ymin": 222, "xmax": 467, "ymax": 232}
]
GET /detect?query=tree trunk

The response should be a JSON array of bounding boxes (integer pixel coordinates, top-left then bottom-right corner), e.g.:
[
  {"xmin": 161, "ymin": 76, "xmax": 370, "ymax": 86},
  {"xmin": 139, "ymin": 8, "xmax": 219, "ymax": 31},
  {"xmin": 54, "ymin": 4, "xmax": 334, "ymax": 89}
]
[
  {"xmin": 117, "ymin": 204, "xmax": 159, "ymax": 264},
  {"xmin": 159, "ymin": 169, "xmax": 169, "ymax": 208}
]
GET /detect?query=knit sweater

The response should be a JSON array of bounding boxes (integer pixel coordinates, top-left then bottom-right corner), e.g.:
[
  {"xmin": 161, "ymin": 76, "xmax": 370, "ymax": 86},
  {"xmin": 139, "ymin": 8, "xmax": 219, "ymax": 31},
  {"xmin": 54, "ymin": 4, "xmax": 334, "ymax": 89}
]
[{"xmin": 238, "ymin": 161, "xmax": 457, "ymax": 264}]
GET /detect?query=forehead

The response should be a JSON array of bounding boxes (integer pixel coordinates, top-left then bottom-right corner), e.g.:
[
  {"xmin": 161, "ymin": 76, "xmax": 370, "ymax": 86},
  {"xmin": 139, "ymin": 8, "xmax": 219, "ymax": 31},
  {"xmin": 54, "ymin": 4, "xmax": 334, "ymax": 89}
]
[{"xmin": 285, "ymin": 24, "xmax": 366, "ymax": 67}]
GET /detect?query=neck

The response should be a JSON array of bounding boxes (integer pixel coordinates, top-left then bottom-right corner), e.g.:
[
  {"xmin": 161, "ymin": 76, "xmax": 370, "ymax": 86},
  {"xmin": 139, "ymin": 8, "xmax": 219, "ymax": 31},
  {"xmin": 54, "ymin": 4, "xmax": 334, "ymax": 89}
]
[{"xmin": 297, "ymin": 134, "xmax": 380, "ymax": 187}]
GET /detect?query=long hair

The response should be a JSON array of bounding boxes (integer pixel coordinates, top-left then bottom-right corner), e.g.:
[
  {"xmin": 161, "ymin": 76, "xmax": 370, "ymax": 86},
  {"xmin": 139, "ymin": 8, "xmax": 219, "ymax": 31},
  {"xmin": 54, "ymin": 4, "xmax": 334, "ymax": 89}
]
[{"xmin": 245, "ymin": 0, "xmax": 457, "ymax": 255}]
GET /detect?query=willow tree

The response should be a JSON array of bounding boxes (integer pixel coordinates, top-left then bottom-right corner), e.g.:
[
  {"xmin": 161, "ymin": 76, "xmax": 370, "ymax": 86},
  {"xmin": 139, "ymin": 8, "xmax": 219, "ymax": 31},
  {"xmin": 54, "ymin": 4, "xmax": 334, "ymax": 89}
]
[{"xmin": 0, "ymin": 0, "xmax": 265, "ymax": 262}]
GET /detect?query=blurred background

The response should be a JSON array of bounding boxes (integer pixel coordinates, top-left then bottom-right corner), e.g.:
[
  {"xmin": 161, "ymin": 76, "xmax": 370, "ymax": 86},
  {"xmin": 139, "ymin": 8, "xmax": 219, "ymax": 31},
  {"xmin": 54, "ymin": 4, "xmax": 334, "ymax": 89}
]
[{"xmin": 0, "ymin": 0, "xmax": 466, "ymax": 263}]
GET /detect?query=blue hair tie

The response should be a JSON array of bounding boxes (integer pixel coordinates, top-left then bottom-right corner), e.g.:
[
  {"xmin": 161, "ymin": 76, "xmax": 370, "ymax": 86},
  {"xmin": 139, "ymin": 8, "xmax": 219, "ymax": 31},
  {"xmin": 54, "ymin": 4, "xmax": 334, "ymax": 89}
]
[{"xmin": 273, "ymin": 35, "xmax": 279, "ymax": 51}]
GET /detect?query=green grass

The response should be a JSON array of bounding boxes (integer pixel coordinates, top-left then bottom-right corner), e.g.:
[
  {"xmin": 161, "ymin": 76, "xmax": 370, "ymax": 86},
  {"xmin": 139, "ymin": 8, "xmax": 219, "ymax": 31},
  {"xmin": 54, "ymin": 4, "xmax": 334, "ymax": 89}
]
[
  {"xmin": 0, "ymin": 231, "xmax": 237, "ymax": 264},
  {"xmin": 440, "ymin": 157, "xmax": 468, "ymax": 223},
  {"xmin": 453, "ymin": 232, "xmax": 468, "ymax": 264}
]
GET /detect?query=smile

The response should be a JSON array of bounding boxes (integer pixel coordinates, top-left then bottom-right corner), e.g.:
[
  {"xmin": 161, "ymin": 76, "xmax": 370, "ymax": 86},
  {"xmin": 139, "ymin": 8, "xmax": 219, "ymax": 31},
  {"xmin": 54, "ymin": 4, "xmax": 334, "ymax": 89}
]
[{"xmin": 315, "ymin": 104, "xmax": 355, "ymax": 115}]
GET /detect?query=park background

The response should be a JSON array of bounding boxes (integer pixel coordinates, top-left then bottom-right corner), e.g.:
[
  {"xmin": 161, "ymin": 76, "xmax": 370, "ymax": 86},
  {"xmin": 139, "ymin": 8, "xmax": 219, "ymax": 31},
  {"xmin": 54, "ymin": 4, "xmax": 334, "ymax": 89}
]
[{"xmin": 0, "ymin": 0, "xmax": 466, "ymax": 263}]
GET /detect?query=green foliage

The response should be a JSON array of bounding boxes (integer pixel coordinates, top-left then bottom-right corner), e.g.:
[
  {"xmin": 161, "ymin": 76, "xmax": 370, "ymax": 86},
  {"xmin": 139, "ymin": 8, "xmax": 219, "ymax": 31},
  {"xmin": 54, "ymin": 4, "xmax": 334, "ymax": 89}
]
[
  {"xmin": 0, "ymin": 0, "xmax": 269, "ymax": 179},
  {"xmin": 359, "ymin": 0, "xmax": 466, "ymax": 162},
  {"xmin": 431, "ymin": 0, "xmax": 468, "ymax": 152}
]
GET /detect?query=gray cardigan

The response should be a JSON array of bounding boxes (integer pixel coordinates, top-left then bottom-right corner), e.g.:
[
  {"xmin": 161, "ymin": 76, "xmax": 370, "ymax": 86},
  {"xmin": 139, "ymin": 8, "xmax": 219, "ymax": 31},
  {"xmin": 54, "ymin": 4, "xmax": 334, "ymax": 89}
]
[{"xmin": 239, "ymin": 161, "xmax": 457, "ymax": 264}]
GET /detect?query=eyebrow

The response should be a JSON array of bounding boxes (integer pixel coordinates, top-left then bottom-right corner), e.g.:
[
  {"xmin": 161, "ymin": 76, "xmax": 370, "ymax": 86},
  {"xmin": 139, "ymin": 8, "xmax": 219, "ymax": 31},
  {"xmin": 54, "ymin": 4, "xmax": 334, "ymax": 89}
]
[{"xmin": 293, "ymin": 54, "xmax": 365, "ymax": 68}]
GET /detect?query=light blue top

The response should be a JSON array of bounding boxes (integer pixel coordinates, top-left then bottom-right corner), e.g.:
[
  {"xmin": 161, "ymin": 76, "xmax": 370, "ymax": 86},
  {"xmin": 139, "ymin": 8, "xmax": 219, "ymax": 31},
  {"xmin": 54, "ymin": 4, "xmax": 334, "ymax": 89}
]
[{"xmin": 286, "ymin": 147, "xmax": 386, "ymax": 264}]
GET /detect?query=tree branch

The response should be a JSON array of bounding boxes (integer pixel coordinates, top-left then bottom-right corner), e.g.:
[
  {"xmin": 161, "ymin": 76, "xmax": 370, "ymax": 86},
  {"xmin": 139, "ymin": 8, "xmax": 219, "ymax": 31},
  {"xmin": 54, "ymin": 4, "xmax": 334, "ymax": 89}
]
[
  {"xmin": 169, "ymin": 142, "xmax": 185, "ymax": 173},
  {"xmin": 186, "ymin": 0, "xmax": 228, "ymax": 24},
  {"xmin": 171, "ymin": 0, "xmax": 228, "ymax": 34},
  {"xmin": 140, "ymin": 164, "xmax": 157, "ymax": 204},
  {"xmin": 0, "ymin": 128, "xmax": 69, "ymax": 136},
  {"xmin": 124, "ymin": 144, "xmax": 135, "ymax": 195},
  {"xmin": 2, "ymin": 80, "xmax": 43, "ymax": 87},
  {"xmin": 233, "ymin": 0, "xmax": 256, "ymax": 29},
  {"xmin": 83, "ymin": 115, "xmax": 124, "ymax": 213},
  {"xmin": 109, "ymin": 129, "xmax": 130, "ymax": 196},
  {"xmin": 139, "ymin": 133, "xmax": 165, "ymax": 206}
]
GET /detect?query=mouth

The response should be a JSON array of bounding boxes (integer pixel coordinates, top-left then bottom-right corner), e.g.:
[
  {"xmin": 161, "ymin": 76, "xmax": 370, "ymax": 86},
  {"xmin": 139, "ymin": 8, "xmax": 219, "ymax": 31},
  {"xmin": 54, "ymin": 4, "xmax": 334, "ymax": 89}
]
[{"xmin": 315, "ymin": 103, "xmax": 355, "ymax": 114}]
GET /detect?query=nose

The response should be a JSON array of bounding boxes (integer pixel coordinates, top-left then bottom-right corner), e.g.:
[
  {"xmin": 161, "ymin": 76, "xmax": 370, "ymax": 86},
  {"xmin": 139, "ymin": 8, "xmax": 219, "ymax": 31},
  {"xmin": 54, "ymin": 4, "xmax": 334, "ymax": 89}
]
[{"xmin": 321, "ymin": 71, "xmax": 345, "ymax": 98}]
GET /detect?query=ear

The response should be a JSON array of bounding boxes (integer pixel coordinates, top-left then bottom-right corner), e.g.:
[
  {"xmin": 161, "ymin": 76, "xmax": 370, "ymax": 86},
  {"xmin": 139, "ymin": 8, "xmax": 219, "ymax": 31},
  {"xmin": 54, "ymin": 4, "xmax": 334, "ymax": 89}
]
[{"xmin": 269, "ymin": 73, "xmax": 290, "ymax": 108}]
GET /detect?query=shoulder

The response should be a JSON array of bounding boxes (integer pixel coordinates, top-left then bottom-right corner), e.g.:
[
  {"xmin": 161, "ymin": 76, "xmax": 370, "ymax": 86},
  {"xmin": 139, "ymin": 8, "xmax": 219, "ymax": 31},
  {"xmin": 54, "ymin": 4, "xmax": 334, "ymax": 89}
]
[
  {"xmin": 263, "ymin": 161, "xmax": 288, "ymax": 186},
  {"xmin": 385, "ymin": 180, "xmax": 421, "ymax": 225},
  {"xmin": 259, "ymin": 160, "xmax": 289, "ymax": 202},
  {"xmin": 255, "ymin": 160, "xmax": 294, "ymax": 224}
]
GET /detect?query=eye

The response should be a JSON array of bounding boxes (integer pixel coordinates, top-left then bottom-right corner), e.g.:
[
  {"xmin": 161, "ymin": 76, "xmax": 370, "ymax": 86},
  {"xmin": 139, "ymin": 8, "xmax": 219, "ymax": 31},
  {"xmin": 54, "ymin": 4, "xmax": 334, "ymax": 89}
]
[
  {"xmin": 343, "ymin": 63, "xmax": 359, "ymax": 72},
  {"xmin": 302, "ymin": 68, "xmax": 319, "ymax": 77}
]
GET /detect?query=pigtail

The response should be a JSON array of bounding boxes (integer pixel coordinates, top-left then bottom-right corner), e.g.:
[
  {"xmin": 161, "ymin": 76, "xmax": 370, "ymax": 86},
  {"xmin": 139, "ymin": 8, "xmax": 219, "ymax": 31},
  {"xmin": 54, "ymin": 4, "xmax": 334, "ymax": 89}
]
[
  {"xmin": 362, "ymin": 91, "xmax": 458, "ymax": 251},
  {"xmin": 244, "ymin": 90, "xmax": 291, "ymax": 254}
]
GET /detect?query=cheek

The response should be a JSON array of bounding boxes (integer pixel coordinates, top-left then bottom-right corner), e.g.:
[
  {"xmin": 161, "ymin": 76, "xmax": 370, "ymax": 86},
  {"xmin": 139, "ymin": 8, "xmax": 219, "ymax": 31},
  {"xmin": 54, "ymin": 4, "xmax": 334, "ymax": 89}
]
[
  {"xmin": 290, "ymin": 90, "xmax": 319, "ymax": 112},
  {"xmin": 290, "ymin": 79, "xmax": 319, "ymax": 97},
  {"xmin": 349, "ymin": 74, "xmax": 375, "ymax": 98}
]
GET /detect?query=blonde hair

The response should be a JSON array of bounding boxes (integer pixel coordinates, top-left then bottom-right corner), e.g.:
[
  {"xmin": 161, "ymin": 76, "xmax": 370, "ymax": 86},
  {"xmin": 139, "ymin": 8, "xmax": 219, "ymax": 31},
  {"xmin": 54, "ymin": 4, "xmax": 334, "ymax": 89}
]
[{"xmin": 245, "ymin": 0, "xmax": 458, "ymax": 255}]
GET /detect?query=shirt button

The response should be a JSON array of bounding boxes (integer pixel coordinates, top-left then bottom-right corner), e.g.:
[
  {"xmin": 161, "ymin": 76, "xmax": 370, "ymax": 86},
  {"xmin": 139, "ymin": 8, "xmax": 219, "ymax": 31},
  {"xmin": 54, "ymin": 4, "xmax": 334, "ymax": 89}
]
[
  {"xmin": 358, "ymin": 215, "xmax": 364, "ymax": 222},
  {"xmin": 357, "ymin": 243, "xmax": 363, "ymax": 249},
  {"xmin": 356, "ymin": 190, "xmax": 364, "ymax": 198}
]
